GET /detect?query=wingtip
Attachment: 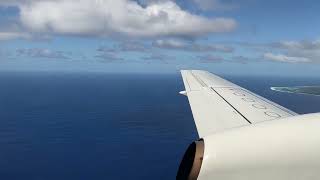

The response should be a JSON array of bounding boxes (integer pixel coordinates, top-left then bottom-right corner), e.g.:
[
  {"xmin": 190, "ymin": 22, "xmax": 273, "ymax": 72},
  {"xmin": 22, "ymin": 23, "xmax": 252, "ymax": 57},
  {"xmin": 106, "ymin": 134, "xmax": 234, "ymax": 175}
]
[
  {"xmin": 179, "ymin": 90, "xmax": 187, "ymax": 96},
  {"xmin": 180, "ymin": 70, "xmax": 190, "ymax": 74}
]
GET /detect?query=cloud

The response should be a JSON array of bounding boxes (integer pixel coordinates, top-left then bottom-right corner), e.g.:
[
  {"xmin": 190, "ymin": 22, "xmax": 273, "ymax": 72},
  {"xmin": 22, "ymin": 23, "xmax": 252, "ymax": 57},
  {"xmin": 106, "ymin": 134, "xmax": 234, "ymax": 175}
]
[
  {"xmin": 0, "ymin": 49, "xmax": 11, "ymax": 58},
  {"xmin": 197, "ymin": 54, "xmax": 261, "ymax": 64},
  {"xmin": 198, "ymin": 54, "xmax": 225, "ymax": 63},
  {"xmin": 143, "ymin": 53, "xmax": 174, "ymax": 63},
  {"xmin": 232, "ymin": 39, "xmax": 320, "ymax": 63},
  {"xmin": 16, "ymin": 48, "xmax": 71, "ymax": 59},
  {"xmin": 271, "ymin": 40, "xmax": 320, "ymax": 50},
  {"xmin": 95, "ymin": 48, "xmax": 124, "ymax": 62},
  {"xmin": 95, "ymin": 53, "xmax": 124, "ymax": 63},
  {"xmin": 267, "ymin": 40, "xmax": 320, "ymax": 63},
  {"xmin": 231, "ymin": 55, "xmax": 252, "ymax": 64},
  {"xmin": 98, "ymin": 41, "xmax": 148, "ymax": 53},
  {"xmin": 263, "ymin": 53, "xmax": 311, "ymax": 63},
  {"xmin": 153, "ymin": 39, "xmax": 234, "ymax": 52},
  {"xmin": 0, "ymin": 1, "xmax": 32, "ymax": 6},
  {"xmin": 0, "ymin": 32, "xmax": 31, "ymax": 41},
  {"xmin": 153, "ymin": 39, "xmax": 186, "ymax": 49},
  {"xmin": 3, "ymin": 0, "xmax": 236, "ymax": 38},
  {"xmin": 143, "ymin": 53, "xmax": 169, "ymax": 60},
  {"xmin": 118, "ymin": 42, "xmax": 148, "ymax": 52}
]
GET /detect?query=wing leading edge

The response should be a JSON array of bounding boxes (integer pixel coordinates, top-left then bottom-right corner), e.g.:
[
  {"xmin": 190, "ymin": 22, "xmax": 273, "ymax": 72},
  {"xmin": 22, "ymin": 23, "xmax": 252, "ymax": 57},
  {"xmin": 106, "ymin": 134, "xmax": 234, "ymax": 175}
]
[{"xmin": 181, "ymin": 70, "xmax": 297, "ymax": 137}]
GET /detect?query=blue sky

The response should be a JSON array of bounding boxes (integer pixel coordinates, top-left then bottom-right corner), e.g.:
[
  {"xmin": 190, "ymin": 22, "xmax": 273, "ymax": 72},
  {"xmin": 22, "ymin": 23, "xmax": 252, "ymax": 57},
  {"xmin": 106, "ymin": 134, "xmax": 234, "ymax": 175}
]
[{"xmin": 0, "ymin": 0, "xmax": 319, "ymax": 76}]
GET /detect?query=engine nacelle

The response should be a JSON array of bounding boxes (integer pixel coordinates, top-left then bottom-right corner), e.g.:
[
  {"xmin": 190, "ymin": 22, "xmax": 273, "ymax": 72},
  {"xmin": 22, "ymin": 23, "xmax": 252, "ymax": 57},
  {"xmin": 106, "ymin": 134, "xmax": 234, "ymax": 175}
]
[{"xmin": 177, "ymin": 113, "xmax": 320, "ymax": 180}]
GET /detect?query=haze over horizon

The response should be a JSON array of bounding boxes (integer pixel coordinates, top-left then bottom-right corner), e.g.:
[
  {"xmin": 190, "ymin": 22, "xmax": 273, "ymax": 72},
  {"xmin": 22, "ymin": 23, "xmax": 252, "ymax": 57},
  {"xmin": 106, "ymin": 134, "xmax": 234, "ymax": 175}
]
[{"xmin": 0, "ymin": 0, "xmax": 319, "ymax": 76}]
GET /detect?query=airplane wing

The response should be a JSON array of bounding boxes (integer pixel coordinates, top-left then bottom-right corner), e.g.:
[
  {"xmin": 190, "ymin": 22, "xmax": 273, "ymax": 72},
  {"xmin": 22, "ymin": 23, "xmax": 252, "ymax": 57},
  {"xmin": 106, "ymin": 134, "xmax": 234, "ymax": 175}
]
[{"xmin": 181, "ymin": 70, "xmax": 298, "ymax": 137}]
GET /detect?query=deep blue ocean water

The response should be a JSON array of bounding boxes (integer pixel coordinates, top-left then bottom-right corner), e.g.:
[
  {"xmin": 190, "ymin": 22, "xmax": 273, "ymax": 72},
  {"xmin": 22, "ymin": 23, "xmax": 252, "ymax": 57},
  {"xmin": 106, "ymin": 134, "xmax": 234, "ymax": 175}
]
[{"xmin": 0, "ymin": 72, "xmax": 320, "ymax": 180}]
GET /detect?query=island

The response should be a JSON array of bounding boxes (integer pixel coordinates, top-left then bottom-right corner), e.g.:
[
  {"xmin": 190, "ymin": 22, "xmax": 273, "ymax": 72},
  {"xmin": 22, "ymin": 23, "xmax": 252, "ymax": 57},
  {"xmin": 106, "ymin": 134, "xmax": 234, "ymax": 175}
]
[{"xmin": 271, "ymin": 86, "xmax": 320, "ymax": 96}]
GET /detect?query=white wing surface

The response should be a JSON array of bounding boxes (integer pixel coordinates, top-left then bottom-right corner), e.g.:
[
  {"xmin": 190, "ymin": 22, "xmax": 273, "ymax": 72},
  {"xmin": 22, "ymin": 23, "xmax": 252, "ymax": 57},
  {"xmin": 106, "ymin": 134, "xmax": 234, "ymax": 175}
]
[{"xmin": 181, "ymin": 70, "xmax": 297, "ymax": 137}]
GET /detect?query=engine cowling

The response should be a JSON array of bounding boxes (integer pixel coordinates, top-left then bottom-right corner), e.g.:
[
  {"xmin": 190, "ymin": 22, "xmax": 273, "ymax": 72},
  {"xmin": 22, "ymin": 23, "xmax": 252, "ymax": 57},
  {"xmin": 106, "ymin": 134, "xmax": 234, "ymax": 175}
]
[{"xmin": 177, "ymin": 113, "xmax": 320, "ymax": 180}]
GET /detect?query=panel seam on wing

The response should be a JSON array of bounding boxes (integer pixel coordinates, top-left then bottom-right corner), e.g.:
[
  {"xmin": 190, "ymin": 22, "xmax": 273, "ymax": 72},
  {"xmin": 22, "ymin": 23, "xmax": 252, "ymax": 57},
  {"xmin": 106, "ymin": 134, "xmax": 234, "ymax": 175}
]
[
  {"xmin": 210, "ymin": 87, "xmax": 252, "ymax": 124},
  {"xmin": 190, "ymin": 71, "xmax": 207, "ymax": 87}
]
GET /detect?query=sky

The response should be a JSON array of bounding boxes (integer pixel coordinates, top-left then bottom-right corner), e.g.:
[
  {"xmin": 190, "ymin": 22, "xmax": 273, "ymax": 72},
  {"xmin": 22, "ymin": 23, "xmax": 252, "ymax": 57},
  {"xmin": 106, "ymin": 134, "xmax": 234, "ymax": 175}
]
[{"xmin": 0, "ymin": 0, "xmax": 320, "ymax": 76}]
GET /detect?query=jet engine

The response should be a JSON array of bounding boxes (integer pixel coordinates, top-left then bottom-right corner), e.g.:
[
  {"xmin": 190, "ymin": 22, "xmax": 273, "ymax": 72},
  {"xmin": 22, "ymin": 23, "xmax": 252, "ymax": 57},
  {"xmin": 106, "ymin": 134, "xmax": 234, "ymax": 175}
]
[{"xmin": 177, "ymin": 113, "xmax": 320, "ymax": 180}]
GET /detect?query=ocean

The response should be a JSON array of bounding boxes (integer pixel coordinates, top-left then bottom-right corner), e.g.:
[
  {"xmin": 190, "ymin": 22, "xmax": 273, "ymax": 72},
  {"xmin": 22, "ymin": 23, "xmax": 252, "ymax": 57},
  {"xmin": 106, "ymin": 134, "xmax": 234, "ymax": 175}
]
[{"xmin": 0, "ymin": 72, "xmax": 320, "ymax": 180}]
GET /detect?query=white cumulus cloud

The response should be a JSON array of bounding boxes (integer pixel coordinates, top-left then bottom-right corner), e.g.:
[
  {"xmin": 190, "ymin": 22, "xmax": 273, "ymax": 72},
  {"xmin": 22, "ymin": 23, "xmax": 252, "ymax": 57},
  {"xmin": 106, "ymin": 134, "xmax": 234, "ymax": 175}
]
[{"xmin": 3, "ymin": 0, "xmax": 237, "ymax": 38}]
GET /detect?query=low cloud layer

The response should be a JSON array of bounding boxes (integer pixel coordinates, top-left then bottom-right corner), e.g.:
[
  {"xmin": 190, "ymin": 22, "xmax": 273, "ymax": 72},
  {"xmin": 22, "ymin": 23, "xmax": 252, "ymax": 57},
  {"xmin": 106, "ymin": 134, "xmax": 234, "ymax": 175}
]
[
  {"xmin": 153, "ymin": 39, "xmax": 234, "ymax": 52},
  {"xmin": 95, "ymin": 52, "xmax": 124, "ymax": 63},
  {"xmin": 16, "ymin": 48, "xmax": 70, "ymax": 59},
  {"xmin": 235, "ymin": 39, "xmax": 320, "ymax": 64},
  {"xmin": 271, "ymin": 40, "xmax": 320, "ymax": 50},
  {"xmin": 198, "ymin": 55, "xmax": 225, "ymax": 63},
  {"xmin": 197, "ymin": 54, "xmax": 254, "ymax": 64},
  {"xmin": 143, "ymin": 53, "xmax": 173, "ymax": 64},
  {"xmin": 263, "ymin": 53, "xmax": 311, "ymax": 63},
  {"xmin": 266, "ymin": 40, "xmax": 320, "ymax": 63},
  {"xmin": 1, "ymin": 0, "xmax": 237, "ymax": 38},
  {"xmin": 98, "ymin": 41, "xmax": 148, "ymax": 53},
  {"xmin": 0, "ymin": 32, "xmax": 30, "ymax": 41}
]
